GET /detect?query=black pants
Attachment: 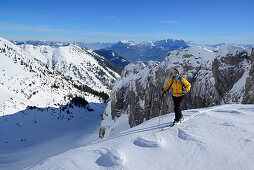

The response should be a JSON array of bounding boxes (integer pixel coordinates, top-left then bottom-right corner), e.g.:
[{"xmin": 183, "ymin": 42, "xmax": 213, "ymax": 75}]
[{"xmin": 173, "ymin": 96, "xmax": 184, "ymax": 121}]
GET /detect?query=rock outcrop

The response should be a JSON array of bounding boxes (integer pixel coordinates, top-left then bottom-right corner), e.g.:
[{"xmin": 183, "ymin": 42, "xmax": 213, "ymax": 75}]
[{"xmin": 243, "ymin": 48, "xmax": 254, "ymax": 104}]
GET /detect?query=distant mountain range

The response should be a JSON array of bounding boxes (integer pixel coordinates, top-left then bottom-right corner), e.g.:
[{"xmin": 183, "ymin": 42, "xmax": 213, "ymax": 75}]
[
  {"xmin": 12, "ymin": 40, "xmax": 114, "ymax": 50},
  {"xmin": 106, "ymin": 39, "xmax": 189, "ymax": 63},
  {"xmin": 12, "ymin": 39, "xmax": 254, "ymax": 65},
  {"xmin": 11, "ymin": 40, "xmax": 70, "ymax": 47}
]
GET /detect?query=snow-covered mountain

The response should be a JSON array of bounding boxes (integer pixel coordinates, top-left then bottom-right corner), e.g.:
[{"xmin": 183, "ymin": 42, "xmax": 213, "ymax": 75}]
[
  {"xmin": 1, "ymin": 37, "xmax": 89, "ymax": 115},
  {"xmin": 19, "ymin": 43, "xmax": 120, "ymax": 94},
  {"xmin": 107, "ymin": 39, "xmax": 189, "ymax": 63},
  {"xmin": 188, "ymin": 42, "xmax": 254, "ymax": 52},
  {"xmin": 28, "ymin": 104, "xmax": 254, "ymax": 170},
  {"xmin": 99, "ymin": 44, "xmax": 254, "ymax": 138},
  {"xmin": 0, "ymin": 37, "xmax": 118, "ymax": 169},
  {"xmin": 94, "ymin": 49, "xmax": 131, "ymax": 72}
]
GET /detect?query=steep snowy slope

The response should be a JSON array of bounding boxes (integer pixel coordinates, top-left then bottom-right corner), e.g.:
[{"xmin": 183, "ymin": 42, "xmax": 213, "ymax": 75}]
[
  {"xmin": 30, "ymin": 104, "xmax": 254, "ymax": 170},
  {"xmin": 20, "ymin": 44, "xmax": 120, "ymax": 93}
]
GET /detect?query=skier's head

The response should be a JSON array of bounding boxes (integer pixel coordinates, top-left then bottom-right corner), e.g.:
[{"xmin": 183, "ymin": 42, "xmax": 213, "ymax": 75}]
[{"xmin": 173, "ymin": 68, "xmax": 180, "ymax": 77}]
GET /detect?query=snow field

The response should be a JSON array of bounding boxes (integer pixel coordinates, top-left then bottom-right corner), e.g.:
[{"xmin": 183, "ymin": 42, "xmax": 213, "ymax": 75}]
[{"xmin": 31, "ymin": 104, "xmax": 254, "ymax": 170}]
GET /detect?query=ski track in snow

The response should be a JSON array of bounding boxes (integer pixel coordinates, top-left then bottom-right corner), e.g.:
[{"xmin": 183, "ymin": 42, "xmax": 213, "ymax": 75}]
[{"xmin": 27, "ymin": 104, "xmax": 254, "ymax": 170}]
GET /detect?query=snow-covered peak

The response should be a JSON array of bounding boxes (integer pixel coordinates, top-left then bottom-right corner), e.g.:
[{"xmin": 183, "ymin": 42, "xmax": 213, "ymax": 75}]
[
  {"xmin": 167, "ymin": 46, "xmax": 215, "ymax": 58},
  {"xmin": 119, "ymin": 40, "xmax": 136, "ymax": 46},
  {"xmin": 162, "ymin": 46, "xmax": 216, "ymax": 71},
  {"xmin": 217, "ymin": 44, "xmax": 248, "ymax": 57}
]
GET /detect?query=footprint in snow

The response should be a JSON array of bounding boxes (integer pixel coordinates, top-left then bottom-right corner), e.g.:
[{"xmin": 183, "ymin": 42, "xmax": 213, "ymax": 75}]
[
  {"xmin": 177, "ymin": 129, "xmax": 199, "ymax": 142},
  {"xmin": 95, "ymin": 148, "xmax": 124, "ymax": 167},
  {"xmin": 132, "ymin": 137, "xmax": 158, "ymax": 148}
]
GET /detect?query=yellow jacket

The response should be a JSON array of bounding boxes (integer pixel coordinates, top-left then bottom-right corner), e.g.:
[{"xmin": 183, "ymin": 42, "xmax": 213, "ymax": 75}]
[{"xmin": 163, "ymin": 76, "xmax": 191, "ymax": 97}]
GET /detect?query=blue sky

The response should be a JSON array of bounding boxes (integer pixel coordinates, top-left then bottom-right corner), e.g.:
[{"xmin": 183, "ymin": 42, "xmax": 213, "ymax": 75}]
[{"xmin": 0, "ymin": 0, "xmax": 253, "ymax": 44}]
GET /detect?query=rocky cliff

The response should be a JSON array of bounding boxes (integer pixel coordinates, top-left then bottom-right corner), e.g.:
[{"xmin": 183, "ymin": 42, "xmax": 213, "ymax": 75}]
[{"xmin": 99, "ymin": 45, "xmax": 254, "ymax": 138}]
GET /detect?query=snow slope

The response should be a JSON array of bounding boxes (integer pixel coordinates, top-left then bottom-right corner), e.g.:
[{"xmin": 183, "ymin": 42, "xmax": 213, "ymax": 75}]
[
  {"xmin": 0, "ymin": 103, "xmax": 105, "ymax": 170},
  {"xmin": 30, "ymin": 104, "xmax": 254, "ymax": 170}
]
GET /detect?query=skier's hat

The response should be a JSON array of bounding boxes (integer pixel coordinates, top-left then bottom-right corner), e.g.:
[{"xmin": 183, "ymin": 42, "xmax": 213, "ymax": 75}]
[{"xmin": 174, "ymin": 68, "xmax": 179, "ymax": 74}]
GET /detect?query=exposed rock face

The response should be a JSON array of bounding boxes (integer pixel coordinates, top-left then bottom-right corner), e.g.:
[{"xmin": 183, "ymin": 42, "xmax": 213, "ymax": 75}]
[
  {"xmin": 99, "ymin": 45, "xmax": 254, "ymax": 138},
  {"xmin": 213, "ymin": 49, "xmax": 250, "ymax": 103},
  {"xmin": 243, "ymin": 49, "xmax": 254, "ymax": 104}
]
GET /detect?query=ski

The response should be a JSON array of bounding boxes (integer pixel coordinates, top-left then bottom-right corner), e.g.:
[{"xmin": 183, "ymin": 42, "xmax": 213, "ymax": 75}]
[
  {"xmin": 161, "ymin": 124, "xmax": 173, "ymax": 131},
  {"xmin": 161, "ymin": 120, "xmax": 183, "ymax": 131}
]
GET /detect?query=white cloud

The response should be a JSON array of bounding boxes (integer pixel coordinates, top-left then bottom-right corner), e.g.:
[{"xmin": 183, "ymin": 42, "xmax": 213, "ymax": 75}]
[{"xmin": 160, "ymin": 20, "xmax": 180, "ymax": 24}]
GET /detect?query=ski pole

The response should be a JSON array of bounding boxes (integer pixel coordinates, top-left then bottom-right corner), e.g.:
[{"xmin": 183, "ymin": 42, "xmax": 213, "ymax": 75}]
[{"xmin": 158, "ymin": 91, "xmax": 164, "ymax": 127}]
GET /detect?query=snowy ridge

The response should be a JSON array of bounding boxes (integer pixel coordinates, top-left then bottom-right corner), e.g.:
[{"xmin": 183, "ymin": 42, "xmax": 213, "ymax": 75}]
[
  {"xmin": 0, "ymin": 37, "xmax": 106, "ymax": 116},
  {"xmin": 20, "ymin": 43, "xmax": 120, "ymax": 93},
  {"xmin": 162, "ymin": 46, "xmax": 216, "ymax": 70},
  {"xmin": 217, "ymin": 44, "xmax": 252, "ymax": 57},
  {"xmin": 30, "ymin": 104, "xmax": 254, "ymax": 170}
]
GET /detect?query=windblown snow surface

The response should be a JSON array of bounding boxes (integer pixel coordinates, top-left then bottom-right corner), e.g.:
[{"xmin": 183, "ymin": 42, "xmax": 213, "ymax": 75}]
[{"xmin": 28, "ymin": 104, "xmax": 254, "ymax": 170}]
